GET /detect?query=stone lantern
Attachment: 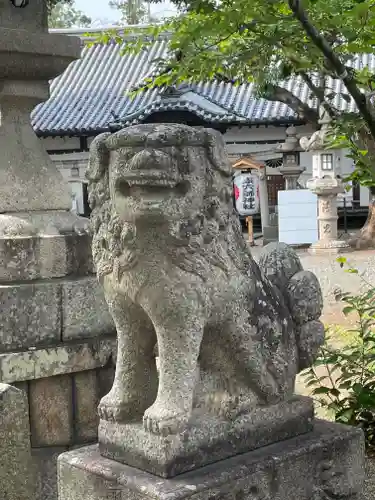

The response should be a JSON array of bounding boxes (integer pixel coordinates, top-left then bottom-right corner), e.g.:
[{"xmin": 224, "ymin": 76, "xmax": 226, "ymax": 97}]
[
  {"xmin": 300, "ymin": 107, "xmax": 350, "ymax": 254},
  {"xmin": 0, "ymin": 0, "xmax": 81, "ymax": 214},
  {"xmin": 278, "ymin": 125, "xmax": 305, "ymax": 190}
]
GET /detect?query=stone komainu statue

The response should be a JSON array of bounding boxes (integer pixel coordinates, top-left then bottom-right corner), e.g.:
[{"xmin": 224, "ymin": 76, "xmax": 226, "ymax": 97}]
[{"xmin": 86, "ymin": 123, "xmax": 324, "ymax": 436}]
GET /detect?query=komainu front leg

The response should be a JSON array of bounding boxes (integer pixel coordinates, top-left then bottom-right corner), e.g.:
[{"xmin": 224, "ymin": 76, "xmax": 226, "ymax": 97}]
[
  {"xmin": 142, "ymin": 303, "xmax": 205, "ymax": 436},
  {"xmin": 98, "ymin": 294, "xmax": 157, "ymax": 423}
]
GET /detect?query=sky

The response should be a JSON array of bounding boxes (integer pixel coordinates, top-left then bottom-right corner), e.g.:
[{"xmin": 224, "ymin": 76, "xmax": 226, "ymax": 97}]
[{"xmin": 74, "ymin": 0, "xmax": 176, "ymax": 25}]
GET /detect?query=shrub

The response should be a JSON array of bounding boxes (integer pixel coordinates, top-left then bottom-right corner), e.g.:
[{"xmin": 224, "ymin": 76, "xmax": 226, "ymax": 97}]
[{"xmin": 302, "ymin": 257, "xmax": 375, "ymax": 455}]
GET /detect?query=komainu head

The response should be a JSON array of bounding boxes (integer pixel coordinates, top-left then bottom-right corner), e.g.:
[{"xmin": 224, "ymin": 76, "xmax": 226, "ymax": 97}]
[{"xmin": 86, "ymin": 123, "xmax": 249, "ymax": 280}]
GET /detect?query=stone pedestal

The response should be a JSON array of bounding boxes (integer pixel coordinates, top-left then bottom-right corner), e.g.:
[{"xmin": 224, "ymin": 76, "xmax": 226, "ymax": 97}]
[
  {"xmin": 98, "ymin": 396, "xmax": 313, "ymax": 477},
  {"xmin": 0, "ymin": 384, "xmax": 37, "ymax": 500},
  {"xmin": 279, "ymin": 166, "xmax": 304, "ymax": 190},
  {"xmin": 262, "ymin": 212, "xmax": 279, "ymax": 244},
  {"xmin": 58, "ymin": 421, "xmax": 365, "ymax": 500},
  {"xmin": 307, "ymin": 178, "xmax": 351, "ymax": 254}
]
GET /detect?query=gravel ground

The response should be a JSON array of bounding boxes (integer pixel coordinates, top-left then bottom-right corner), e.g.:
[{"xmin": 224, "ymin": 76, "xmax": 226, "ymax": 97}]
[
  {"xmin": 250, "ymin": 241, "xmax": 375, "ymax": 328},
  {"xmin": 363, "ymin": 459, "xmax": 375, "ymax": 499}
]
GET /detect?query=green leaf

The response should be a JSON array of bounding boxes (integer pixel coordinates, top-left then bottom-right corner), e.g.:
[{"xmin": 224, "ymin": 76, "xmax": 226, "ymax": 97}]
[
  {"xmin": 336, "ymin": 408, "xmax": 355, "ymax": 423},
  {"xmin": 337, "ymin": 257, "xmax": 347, "ymax": 264},
  {"xmin": 330, "ymin": 388, "xmax": 341, "ymax": 397},
  {"xmin": 345, "ymin": 268, "xmax": 359, "ymax": 274},
  {"xmin": 338, "ymin": 381, "xmax": 353, "ymax": 389},
  {"xmin": 312, "ymin": 386, "xmax": 334, "ymax": 395},
  {"xmin": 343, "ymin": 306, "xmax": 355, "ymax": 316}
]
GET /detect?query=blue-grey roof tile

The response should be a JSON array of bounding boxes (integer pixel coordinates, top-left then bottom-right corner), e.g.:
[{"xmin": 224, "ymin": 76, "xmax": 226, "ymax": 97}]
[{"xmin": 31, "ymin": 31, "xmax": 375, "ymax": 136}]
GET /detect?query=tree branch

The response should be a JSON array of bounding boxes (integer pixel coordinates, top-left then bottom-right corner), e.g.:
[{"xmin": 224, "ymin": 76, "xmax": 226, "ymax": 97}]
[
  {"xmin": 299, "ymin": 72, "xmax": 337, "ymax": 119},
  {"xmin": 265, "ymin": 84, "xmax": 319, "ymax": 124},
  {"xmin": 288, "ymin": 0, "xmax": 375, "ymax": 139}
]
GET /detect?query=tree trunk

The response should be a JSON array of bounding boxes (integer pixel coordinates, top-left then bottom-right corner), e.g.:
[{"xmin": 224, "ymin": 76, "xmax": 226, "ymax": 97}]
[{"xmin": 349, "ymin": 188, "xmax": 375, "ymax": 250}]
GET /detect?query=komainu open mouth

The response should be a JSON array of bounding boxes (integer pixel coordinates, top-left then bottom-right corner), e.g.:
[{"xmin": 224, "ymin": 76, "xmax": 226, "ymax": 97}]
[{"xmin": 115, "ymin": 174, "xmax": 190, "ymax": 198}]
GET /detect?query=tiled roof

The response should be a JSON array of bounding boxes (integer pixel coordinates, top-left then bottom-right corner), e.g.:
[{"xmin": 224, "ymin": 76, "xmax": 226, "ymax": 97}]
[{"xmin": 31, "ymin": 30, "xmax": 375, "ymax": 136}]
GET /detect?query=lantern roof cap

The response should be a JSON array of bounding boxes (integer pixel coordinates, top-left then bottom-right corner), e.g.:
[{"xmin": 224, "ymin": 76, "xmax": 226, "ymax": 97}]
[
  {"xmin": 232, "ymin": 157, "xmax": 265, "ymax": 170},
  {"xmin": 277, "ymin": 124, "xmax": 302, "ymax": 153}
]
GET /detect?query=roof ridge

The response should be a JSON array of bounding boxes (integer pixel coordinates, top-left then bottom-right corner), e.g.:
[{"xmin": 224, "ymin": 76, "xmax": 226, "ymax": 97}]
[
  {"xmin": 192, "ymin": 84, "xmax": 249, "ymax": 120},
  {"xmin": 49, "ymin": 25, "xmax": 152, "ymax": 35},
  {"xmin": 49, "ymin": 26, "xmax": 171, "ymax": 43},
  {"xmin": 109, "ymin": 91, "xmax": 246, "ymax": 129}
]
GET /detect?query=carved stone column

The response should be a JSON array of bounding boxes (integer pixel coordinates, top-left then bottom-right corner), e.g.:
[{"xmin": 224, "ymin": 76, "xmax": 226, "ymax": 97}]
[
  {"xmin": 307, "ymin": 178, "xmax": 350, "ymax": 254},
  {"xmin": 318, "ymin": 194, "xmax": 339, "ymax": 241}
]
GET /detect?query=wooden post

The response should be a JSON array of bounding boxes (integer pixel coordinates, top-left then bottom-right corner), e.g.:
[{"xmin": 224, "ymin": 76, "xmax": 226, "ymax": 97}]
[{"xmin": 246, "ymin": 216, "xmax": 254, "ymax": 246}]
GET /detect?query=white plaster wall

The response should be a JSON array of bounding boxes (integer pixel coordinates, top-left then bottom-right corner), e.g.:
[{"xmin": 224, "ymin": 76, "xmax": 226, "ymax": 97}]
[
  {"xmin": 224, "ymin": 124, "xmax": 314, "ymax": 143},
  {"xmin": 41, "ymin": 136, "xmax": 81, "ymax": 151},
  {"xmin": 360, "ymin": 185, "xmax": 370, "ymax": 206},
  {"xmin": 50, "ymin": 152, "xmax": 89, "ymax": 216},
  {"xmin": 70, "ymin": 181, "xmax": 85, "ymax": 214},
  {"xmin": 278, "ymin": 190, "xmax": 318, "ymax": 245}
]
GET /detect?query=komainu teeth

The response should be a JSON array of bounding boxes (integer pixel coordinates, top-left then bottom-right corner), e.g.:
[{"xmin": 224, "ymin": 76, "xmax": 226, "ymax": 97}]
[{"xmin": 127, "ymin": 178, "xmax": 176, "ymax": 188}]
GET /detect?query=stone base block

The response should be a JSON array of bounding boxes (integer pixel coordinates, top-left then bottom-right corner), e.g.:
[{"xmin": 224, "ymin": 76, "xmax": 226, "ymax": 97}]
[
  {"xmin": 309, "ymin": 240, "xmax": 352, "ymax": 255},
  {"xmin": 263, "ymin": 224, "xmax": 278, "ymax": 245},
  {"xmin": 0, "ymin": 384, "xmax": 37, "ymax": 500},
  {"xmin": 98, "ymin": 396, "xmax": 313, "ymax": 477},
  {"xmin": 58, "ymin": 420, "xmax": 365, "ymax": 500}
]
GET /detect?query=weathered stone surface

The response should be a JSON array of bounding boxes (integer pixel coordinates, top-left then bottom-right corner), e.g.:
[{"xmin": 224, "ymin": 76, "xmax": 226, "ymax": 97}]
[
  {"xmin": 0, "ymin": 384, "xmax": 37, "ymax": 500},
  {"xmin": 12, "ymin": 380, "xmax": 29, "ymax": 395},
  {"xmin": 0, "ymin": 0, "xmax": 80, "ymax": 214},
  {"xmin": 0, "ymin": 338, "xmax": 115, "ymax": 383},
  {"xmin": 58, "ymin": 421, "xmax": 365, "ymax": 500},
  {"xmin": 258, "ymin": 243, "xmax": 325, "ymax": 374},
  {"xmin": 29, "ymin": 375, "xmax": 73, "ymax": 447},
  {"xmin": 0, "ymin": 281, "xmax": 61, "ymax": 351},
  {"xmin": 99, "ymin": 396, "xmax": 313, "ymax": 477},
  {"xmin": 62, "ymin": 277, "xmax": 115, "ymax": 341},
  {"xmin": 0, "ymin": 232, "xmax": 92, "ymax": 282},
  {"xmin": 262, "ymin": 224, "xmax": 278, "ymax": 245},
  {"xmin": 0, "ymin": 232, "xmax": 94, "ymax": 282},
  {"xmin": 65, "ymin": 233, "xmax": 94, "ymax": 276},
  {"xmin": 98, "ymin": 362, "xmax": 116, "ymax": 400},
  {"xmin": 74, "ymin": 370, "xmax": 99, "ymax": 443},
  {"xmin": 296, "ymin": 320, "xmax": 326, "ymax": 371},
  {"xmin": 0, "ymin": 274, "xmax": 115, "ymax": 351},
  {"xmin": 258, "ymin": 241, "xmax": 303, "ymax": 290},
  {"xmin": 306, "ymin": 176, "xmax": 350, "ymax": 254},
  {"xmin": 0, "ymin": 211, "xmax": 90, "ymax": 238},
  {"xmin": 0, "ymin": 2, "xmax": 98, "ymax": 495},
  {"xmin": 86, "ymin": 124, "xmax": 324, "ymax": 453},
  {"xmin": 286, "ymin": 270, "xmax": 323, "ymax": 324},
  {"xmin": 33, "ymin": 446, "xmax": 68, "ymax": 500}
]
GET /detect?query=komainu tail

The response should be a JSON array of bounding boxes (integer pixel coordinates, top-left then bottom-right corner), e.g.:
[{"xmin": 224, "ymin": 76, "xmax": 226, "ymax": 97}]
[{"xmin": 258, "ymin": 242, "xmax": 325, "ymax": 371}]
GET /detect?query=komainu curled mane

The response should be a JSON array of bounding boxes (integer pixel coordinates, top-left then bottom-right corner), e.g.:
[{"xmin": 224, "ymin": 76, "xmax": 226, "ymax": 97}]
[{"xmin": 86, "ymin": 123, "xmax": 324, "ymax": 436}]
